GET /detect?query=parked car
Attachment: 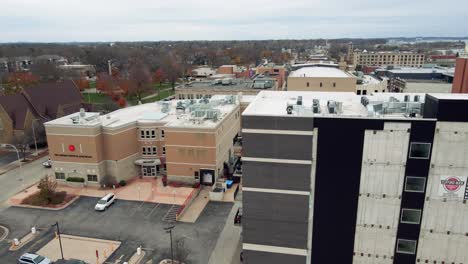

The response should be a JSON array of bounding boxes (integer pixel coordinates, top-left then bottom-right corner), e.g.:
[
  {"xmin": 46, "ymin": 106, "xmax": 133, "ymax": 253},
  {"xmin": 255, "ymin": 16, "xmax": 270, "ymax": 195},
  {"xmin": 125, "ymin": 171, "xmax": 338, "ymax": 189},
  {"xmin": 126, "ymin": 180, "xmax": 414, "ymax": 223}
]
[
  {"xmin": 42, "ymin": 159, "xmax": 52, "ymax": 168},
  {"xmin": 94, "ymin": 193, "xmax": 115, "ymax": 211},
  {"xmin": 18, "ymin": 253, "xmax": 51, "ymax": 264}
]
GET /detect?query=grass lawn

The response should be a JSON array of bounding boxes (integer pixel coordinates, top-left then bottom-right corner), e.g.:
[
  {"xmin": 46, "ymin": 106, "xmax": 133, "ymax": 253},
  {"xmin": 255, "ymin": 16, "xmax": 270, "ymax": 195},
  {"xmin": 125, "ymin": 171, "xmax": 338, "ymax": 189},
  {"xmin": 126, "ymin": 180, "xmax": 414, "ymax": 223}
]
[{"xmin": 82, "ymin": 93, "xmax": 112, "ymax": 104}]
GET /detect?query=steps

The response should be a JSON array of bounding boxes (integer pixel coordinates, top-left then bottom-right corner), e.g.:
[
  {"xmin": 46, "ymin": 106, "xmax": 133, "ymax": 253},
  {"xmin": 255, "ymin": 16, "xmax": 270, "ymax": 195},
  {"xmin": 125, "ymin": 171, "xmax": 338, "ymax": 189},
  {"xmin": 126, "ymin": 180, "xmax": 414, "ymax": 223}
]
[{"xmin": 162, "ymin": 204, "xmax": 182, "ymax": 222}]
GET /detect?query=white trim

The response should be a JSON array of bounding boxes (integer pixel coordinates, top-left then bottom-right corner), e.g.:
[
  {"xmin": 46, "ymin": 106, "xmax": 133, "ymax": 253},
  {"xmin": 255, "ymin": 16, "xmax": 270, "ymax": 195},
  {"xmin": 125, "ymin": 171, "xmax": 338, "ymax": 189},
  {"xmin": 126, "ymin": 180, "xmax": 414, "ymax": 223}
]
[
  {"xmin": 165, "ymin": 145, "xmax": 216, "ymax": 149},
  {"xmin": 165, "ymin": 130, "xmax": 215, "ymax": 134},
  {"xmin": 242, "ymin": 128, "xmax": 313, "ymax": 136},
  {"xmin": 165, "ymin": 161, "xmax": 216, "ymax": 167},
  {"xmin": 243, "ymin": 243, "xmax": 307, "ymax": 256},
  {"xmin": 242, "ymin": 157, "xmax": 312, "ymax": 165},
  {"xmin": 242, "ymin": 187, "xmax": 310, "ymax": 196}
]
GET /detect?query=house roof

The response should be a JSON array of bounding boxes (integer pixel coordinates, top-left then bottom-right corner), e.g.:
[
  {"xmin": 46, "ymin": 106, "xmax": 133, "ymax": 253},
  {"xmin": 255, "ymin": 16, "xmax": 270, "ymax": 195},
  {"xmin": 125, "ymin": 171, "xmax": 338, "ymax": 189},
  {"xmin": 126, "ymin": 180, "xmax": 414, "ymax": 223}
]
[{"xmin": 0, "ymin": 80, "xmax": 83, "ymax": 130}]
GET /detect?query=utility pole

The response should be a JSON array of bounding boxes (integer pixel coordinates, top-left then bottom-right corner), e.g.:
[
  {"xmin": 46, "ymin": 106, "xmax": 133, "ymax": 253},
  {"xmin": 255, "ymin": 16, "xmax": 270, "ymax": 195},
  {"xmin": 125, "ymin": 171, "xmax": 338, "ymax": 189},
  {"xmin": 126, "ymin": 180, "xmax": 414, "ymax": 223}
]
[
  {"xmin": 52, "ymin": 221, "xmax": 64, "ymax": 260},
  {"xmin": 31, "ymin": 119, "xmax": 39, "ymax": 156},
  {"xmin": 164, "ymin": 225, "xmax": 175, "ymax": 263}
]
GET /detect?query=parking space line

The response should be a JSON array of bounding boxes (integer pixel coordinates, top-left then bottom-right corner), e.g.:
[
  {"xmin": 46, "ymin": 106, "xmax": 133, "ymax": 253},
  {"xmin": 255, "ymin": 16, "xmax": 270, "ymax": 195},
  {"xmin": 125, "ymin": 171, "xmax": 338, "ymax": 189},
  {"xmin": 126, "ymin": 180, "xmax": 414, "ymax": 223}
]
[{"xmin": 146, "ymin": 203, "xmax": 160, "ymax": 218}]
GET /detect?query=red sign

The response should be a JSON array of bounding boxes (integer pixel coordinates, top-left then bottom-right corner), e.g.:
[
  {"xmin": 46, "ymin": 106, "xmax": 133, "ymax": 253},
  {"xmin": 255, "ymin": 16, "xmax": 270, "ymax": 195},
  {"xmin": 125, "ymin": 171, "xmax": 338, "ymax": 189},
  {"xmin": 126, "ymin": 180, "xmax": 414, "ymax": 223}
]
[
  {"xmin": 68, "ymin": 145, "xmax": 76, "ymax": 152},
  {"xmin": 441, "ymin": 177, "xmax": 464, "ymax": 192}
]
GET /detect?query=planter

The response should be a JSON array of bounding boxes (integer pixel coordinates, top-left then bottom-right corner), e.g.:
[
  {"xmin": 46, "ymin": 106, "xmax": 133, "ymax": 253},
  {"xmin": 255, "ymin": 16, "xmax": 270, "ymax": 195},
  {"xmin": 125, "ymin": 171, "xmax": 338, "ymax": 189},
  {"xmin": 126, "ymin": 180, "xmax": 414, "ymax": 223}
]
[{"xmin": 66, "ymin": 182, "xmax": 85, "ymax": 188}]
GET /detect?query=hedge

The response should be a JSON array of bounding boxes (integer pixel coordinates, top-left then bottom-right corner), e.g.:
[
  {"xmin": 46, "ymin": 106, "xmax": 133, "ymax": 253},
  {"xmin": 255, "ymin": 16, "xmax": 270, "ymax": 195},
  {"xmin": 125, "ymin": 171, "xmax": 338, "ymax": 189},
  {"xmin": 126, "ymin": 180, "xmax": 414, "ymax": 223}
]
[{"xmin": 66, "ymin": 177, "xmax": 85, "ymax": 183}]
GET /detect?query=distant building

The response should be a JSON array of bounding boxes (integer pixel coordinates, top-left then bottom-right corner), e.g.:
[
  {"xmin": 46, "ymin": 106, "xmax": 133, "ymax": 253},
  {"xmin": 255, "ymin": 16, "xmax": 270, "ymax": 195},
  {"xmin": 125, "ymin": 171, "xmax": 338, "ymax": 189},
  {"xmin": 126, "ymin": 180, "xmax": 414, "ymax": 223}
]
[
  {"xmin": 387, "ymin": 77, "xmax": 407, "ymax": 93},
  {"xmin": 452, "ymin": 57, "xmax": 468, "ymax": 93},
  {"xmin": 176, "ymin": 76, "xmax": 278, "ymax": 99},
  {"xmin": 255, "ymin": 63, "xmax": 287, "ymax": 89},
  {"xmin": 0, "ymin": 80, "xmax": 84, "ymax": 144},
  {"xmin": 375, "ymin": 66, "xmax": 454, "ymax": 82},
  {"xmin": 58, "ymin": 64, "xmax": 96, "ymax": 79},
  {"xmin": 428, "ymin": 55, "xmax": 457, "ymax": 67},
  {"xmin": 34, "ymin": 54, "xmax": 68, "ymax": 65},
  {"xmin": 191, "ymin": 66, "xmax": 216, "ymax": 78},
  {"xmin": 356, "ymin": 74, "xmax": 388, "ymax": 95},
  {"xmin": 353, "ymin": 50, "xmax": 425, "ymax": 67},
  {"xmin": 287, "ymin": 67, "xmax": 357, "ymax": 93}
]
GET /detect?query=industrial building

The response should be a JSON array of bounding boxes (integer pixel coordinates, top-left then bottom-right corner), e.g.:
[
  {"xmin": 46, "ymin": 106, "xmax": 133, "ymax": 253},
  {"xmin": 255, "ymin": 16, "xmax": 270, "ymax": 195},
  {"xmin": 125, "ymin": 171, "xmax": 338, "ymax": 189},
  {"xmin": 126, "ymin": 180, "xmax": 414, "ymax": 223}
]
[
  {"xmin": 45, "ymin": 95, "xmax": 241, "ymax": 186},
  {"xmin": 375, "ymin": 66, "xmax": 454, "ymax": 82},
  {"xmin": 241, "ymin": 90, "xmax": 468, "ymax": 264}
]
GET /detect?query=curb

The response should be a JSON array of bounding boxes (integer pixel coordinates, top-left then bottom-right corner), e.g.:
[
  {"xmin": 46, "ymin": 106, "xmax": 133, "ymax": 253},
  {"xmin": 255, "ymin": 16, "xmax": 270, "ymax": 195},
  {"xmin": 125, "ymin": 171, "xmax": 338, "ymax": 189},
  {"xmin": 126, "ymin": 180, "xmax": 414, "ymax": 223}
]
[
  {"xmin": 0, "ymin": 225, "xmax": 8, "ymax": 241},
  {"xmin": 11, "ymin": 195, "xmax": 80, "ymax": 211}
]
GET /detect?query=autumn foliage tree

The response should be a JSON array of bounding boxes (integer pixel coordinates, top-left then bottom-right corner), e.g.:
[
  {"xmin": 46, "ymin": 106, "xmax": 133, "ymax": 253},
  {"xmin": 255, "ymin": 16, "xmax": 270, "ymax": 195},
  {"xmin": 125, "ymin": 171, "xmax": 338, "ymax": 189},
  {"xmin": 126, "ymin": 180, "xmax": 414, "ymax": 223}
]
[
  {"xmin": 153, "ymin": 68, "xmax": 166, "ymax": 86},
  {"xmin": 4, "ymin": 72, "xmax": 39, "ymax": 94}
]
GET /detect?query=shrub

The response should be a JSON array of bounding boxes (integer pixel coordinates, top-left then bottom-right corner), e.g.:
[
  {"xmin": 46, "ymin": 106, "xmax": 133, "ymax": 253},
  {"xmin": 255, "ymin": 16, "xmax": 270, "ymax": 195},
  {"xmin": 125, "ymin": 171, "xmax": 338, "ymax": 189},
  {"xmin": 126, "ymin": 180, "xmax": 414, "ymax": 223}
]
[
  {"xmin": 49, "ymin": 191, "xmax": 67, "ymax": 205},
  {"xmin": 119, "ymin": 180, "xmax": 127, "ymax": 187},
  {"xmin": 66, "ymin": 177, "xmax": 85, "ymax": 183}
]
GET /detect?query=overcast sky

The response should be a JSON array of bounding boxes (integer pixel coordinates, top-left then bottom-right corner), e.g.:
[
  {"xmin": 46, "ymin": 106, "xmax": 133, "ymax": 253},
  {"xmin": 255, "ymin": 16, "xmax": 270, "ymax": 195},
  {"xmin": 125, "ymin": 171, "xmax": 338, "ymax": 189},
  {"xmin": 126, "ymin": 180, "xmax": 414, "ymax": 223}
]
[{"xmin": 1, "ymin": 0, "xmax": 467, "ymax": 42}]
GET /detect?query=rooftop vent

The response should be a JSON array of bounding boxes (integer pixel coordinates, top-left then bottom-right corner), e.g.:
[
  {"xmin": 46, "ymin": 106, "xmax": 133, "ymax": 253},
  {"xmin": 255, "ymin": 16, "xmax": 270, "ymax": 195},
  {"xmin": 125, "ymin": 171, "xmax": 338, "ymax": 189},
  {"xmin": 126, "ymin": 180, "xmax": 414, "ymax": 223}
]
[
  {"xmin": 161, "ymin": 102, "xmax": 170, "ymax": 113},
  {"xmin": 286, "ymin": 103, "xmax": 293, "ymax": 115},
  {"xmin": 414, "ymin": 95, "xmax": 420, "ymax": 102},
  {"xmin": 361, "ymin": 96, "xmax": 369, "ymax": 107},
  {"xmin": 404, "ymin": 95, "xmax": 410, "ymax": 102},
  {"xmin": 79, "ymin": 108, "xmax": 86, "ymax": 117},
  {"xmin": 297, "ymin": 96, "xmax": 303, "ymax": 106},
  {"xmin": 312, "ymin": 99, "xmax": 320, "ymax": 113}
]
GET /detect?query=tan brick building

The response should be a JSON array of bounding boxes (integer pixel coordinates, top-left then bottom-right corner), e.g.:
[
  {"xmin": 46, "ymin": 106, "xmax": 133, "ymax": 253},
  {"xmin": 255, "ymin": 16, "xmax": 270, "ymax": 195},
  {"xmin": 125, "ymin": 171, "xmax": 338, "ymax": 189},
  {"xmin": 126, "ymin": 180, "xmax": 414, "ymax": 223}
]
[
  {"xmin": 45, "ymin": 95, "xmax": 241, "ymax": 186},
  {"xmin": 287, "ymin": 67, "xmax": 357, "ymax": 93}
]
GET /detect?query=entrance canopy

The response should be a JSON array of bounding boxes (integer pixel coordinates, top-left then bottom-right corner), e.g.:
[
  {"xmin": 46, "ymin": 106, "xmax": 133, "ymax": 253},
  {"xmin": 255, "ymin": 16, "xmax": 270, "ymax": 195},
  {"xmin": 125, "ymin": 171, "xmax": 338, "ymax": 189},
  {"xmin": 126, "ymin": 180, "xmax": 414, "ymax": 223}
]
[{"xmin": 134, "ymin": 159, "xmax": 161, "ymax": 166}]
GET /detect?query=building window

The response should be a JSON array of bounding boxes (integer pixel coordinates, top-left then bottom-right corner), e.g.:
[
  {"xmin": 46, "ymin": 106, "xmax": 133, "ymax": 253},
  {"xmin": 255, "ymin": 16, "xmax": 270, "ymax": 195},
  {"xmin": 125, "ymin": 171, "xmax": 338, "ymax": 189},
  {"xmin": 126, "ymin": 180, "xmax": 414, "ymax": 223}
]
[
  {"xmin": 409, "ymin": 143, "xmax": 431, "ymax": 159},
  {"xmin": 55, "ymin": 172, "xmax": 65, "ymax": 180},
  {"xmin": 145, "ymin": 130, "xmax": 150, "ymax": 138},
  {"xmin": 163, "ymin": 146, "xmax": 166, "ymax": 155},
  {"xmin": 357, "ymin": 90, "xmax": 361, "ymax": 95},
  {"xmin": 362, "ymin": 90, "xmax": 367, "ymax": 95},
  {"xmin": 306, "ymin": 82, "xmax": 310, "ymax": 87},
  {"xmin": 333, "ymin": 82, "xmax": 336, "ymax": 88},
  {"xmin": 151, "ymin": 130, "xmax": 156, "ymax": 138},
  {"xmin": 161, "ymin": 130, "xmax": 165, "ymax": 138},
  {"xmin": 396, "ymin": 239, "xmax": 417, "ymax": 254},
  {"xmin": 142, "ymin": 147, "xmax": 147, "ymax": 155},
  {"xmin": 401, "ymin": 209, "xmax": 422, "ymax": 224},
  {"xmin": 320, "ymin": 82, "xmax": 323, "ymax": 87},
  {"xmin": 405, "ymin": 177, "xmax": 426, "ymax": 193},
  {"xmin": 87, "ymin": 174, "xmax": 98, "ymax": 182},
  {"xmin": 152, "ymin": 147, "xmax": 157, "ymax": 155},
  {"xmin": 140, "ymin": 130, "xmax": 145, "ymax": 139}
]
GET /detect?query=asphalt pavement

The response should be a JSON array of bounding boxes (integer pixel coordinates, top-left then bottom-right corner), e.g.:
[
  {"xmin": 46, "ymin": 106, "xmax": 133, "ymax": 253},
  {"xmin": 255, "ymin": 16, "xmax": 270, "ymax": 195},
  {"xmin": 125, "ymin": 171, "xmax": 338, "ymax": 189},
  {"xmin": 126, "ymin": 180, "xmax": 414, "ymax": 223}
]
[
  {"xmin": 0, "ymin": 152, "xmax": 20, "ymax": 166},
  {"xmin": 0, "ymin": 197, "xmax": 233, "ymax": 264}
]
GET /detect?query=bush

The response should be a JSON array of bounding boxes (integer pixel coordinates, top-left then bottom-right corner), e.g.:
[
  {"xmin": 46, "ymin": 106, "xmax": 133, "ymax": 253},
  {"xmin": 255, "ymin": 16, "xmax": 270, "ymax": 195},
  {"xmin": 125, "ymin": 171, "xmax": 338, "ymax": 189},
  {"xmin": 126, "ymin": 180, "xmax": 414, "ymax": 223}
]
[
  {"xmin": 22, "ymin": 191, "xmax": 67, "ymax": 206},
  {"xmin": 49, "ymin": 191, "xmax": 67, "ymax": 205},
  {"xmin": 119, "ymin": 180, "xmax": 127, "ymax": 187},
  {"xmin": 66, "ymin": 177, "xmax": 85, "ymax": 183}
]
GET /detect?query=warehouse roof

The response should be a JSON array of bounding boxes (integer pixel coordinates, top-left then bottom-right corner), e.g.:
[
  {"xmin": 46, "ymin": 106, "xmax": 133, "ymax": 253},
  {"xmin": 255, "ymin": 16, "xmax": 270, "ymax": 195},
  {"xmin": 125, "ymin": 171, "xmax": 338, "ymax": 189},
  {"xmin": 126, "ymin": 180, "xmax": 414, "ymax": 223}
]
[{"xmin": 289, "ymin": 67, "xmax": 353, "ymax": 78}]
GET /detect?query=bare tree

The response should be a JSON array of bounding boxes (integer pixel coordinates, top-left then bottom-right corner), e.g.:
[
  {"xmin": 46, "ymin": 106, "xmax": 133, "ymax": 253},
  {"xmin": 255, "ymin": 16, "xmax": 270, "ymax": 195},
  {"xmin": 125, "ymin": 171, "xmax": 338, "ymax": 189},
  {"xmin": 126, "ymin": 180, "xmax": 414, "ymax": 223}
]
[
  {"xmin": 31, "ymin": 61, "xmax": 61, "ymax": 81},
  {"xmin": 127, "ymin": 59, "xmax": 152, "ymax": 102},
  {"xmin": 38, "ymin": 176, "xmax": 58, "ymax": 203},
  {"xmin": 11, "ymin": 132, "xmax": 32, "ymax": 161}
]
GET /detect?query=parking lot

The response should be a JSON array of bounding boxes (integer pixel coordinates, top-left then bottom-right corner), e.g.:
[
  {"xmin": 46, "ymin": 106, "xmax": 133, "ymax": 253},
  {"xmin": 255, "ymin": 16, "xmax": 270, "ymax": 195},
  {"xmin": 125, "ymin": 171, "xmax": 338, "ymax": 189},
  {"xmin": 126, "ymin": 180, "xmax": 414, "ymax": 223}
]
[{"xmin": 0, "ymin": 197, "xmax": 233, "ymax": 263}]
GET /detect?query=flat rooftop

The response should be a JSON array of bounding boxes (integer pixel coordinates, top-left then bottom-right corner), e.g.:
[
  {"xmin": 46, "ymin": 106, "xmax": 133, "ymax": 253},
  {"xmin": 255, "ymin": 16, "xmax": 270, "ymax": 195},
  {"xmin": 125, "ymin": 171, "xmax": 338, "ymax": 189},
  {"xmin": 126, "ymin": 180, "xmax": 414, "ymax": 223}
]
[
  {"xmin": 181, "ymin": 77, "xmax": 276, "ymax": 90},
  {"xmin": 45, "ymin": 95, "xmax": 239, "ymax": 129},
  {"xmin": 289, "ymin": 67, "xmax": 352, "ymax": 78},
  {"xmin": 243, "ymin": 91, "xmax": 443, "ymax": 119}
]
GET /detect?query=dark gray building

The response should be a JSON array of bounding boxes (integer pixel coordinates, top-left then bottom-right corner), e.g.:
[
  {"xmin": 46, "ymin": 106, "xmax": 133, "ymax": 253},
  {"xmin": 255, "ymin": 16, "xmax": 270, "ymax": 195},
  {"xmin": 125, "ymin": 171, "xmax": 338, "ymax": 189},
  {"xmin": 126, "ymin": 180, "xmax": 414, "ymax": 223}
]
[{"xmin": 241, "ymin": 91, "xmax": 468, "ymax": 264}]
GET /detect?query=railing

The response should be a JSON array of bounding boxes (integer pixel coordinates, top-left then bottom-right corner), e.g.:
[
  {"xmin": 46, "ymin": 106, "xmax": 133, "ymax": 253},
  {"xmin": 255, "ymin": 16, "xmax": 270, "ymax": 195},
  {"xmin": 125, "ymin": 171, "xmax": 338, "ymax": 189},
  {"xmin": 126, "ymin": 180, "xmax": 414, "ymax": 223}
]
[{"xmin": 175, "ymin": 184, "xmax": 201, "ymax": 220}]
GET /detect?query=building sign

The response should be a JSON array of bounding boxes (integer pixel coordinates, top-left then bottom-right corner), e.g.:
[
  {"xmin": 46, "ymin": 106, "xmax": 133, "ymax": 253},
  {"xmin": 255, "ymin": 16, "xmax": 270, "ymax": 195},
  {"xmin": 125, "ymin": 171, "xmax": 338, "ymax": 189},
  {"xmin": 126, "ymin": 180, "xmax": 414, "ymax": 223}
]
[
  {"xmin": 438, "ymin": 175, "xmax": 468, "ymax": 200},
  {"xmin": 54, "ymin": 153, "xmax": 92, "ymax": 159}
]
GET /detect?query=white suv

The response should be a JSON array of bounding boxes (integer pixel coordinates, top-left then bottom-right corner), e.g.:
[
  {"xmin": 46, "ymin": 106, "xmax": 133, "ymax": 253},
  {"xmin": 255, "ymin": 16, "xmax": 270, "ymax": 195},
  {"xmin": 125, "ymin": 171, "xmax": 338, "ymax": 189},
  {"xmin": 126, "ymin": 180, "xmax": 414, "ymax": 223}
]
[
  {"xmin": 18, "ymin": 253, "xmax": 51, "ymax": 264},
  {"xmin": 94, "ymin": 193, "xmax": 115, "ymax": 211}
]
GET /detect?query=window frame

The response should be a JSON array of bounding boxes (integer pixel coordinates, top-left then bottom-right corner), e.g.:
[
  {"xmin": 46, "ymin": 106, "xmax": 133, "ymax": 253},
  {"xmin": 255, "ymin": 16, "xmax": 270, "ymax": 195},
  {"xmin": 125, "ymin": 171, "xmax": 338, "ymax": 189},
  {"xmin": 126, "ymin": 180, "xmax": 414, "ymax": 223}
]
[
  {"xmin": 400, "ymin": 208, "xmax": 422, "ymax": 225},
  {"xmin": 55, "ymin": 172, "xmax": 66, "ymax": 180},
  {"xmin": 161, "ymin": 130, "xmax": 165, "ymax": 138},
  {"xmin": 396, "ymin": 239, "xmax": 417, "ymax": 255},
  {"xmin": 404, "ymin": 176, "xmax": 426, "ymax": 193},
  {"xmin": 87, "ymin": 174, "xmax": 98, "ymax": 182},
  {"xmin": 163, "ymin": 146, "xmax": 166, "ymax": 155},
  {"xmin": 409, "ymin": 142, "xmax": 431, "ymax": 159}
]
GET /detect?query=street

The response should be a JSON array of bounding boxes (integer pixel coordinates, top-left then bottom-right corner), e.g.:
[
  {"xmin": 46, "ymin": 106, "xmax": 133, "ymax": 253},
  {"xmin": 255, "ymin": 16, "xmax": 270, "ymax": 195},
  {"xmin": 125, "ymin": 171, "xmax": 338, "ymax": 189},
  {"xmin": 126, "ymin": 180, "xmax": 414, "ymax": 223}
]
[
  {"xmin": 0, "ymin": 152, "xmax": 20, "ymax": 167},
  {"xmin": 0, "ymin": 156, "xmax": 50, "ymax": 210}
]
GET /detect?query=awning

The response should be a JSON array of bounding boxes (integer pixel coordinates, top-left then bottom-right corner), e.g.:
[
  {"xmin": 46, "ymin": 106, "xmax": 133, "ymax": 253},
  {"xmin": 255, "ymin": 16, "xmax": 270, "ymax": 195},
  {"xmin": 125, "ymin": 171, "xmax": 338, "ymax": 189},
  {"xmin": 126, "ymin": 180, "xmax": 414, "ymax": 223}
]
[{"xmin": 134, "ymin": 159, "xmax": 161, "ymax": 166}]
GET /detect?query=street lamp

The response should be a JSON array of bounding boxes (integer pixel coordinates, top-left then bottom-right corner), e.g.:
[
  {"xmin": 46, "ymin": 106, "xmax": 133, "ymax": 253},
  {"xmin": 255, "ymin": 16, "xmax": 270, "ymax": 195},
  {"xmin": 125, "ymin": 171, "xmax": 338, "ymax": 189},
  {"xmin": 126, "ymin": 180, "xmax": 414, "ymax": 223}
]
[
  {"xmin": 51, "ymin": 221, "xmax": 64, "ymax": 260},
  {"xmin": 31, "ymin": 118, "xmax": 40, "ymax": 156},
  {"xmin": 0, "ymin": 143, "xmax": 24, "ymax": 184},
  {"xmin": 164, "ymin": 225, "xmax": 175, "ymax": 264}
]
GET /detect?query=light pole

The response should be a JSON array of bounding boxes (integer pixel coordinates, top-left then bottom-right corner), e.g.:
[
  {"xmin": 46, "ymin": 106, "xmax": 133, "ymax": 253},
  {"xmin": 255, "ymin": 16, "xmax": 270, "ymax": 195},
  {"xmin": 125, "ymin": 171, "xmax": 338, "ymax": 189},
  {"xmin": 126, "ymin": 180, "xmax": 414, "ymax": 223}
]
[
  {"xmin": 52, "ymin": 221, "xmax": 64, "ymax": 260},
  {"xmin": 164, "ymin": 225, "xmax": 175, "ymax": 263},
  {"xmin": 0, "ymin": 143, "xmax": 24, "ymax": 184},
  {"xmin": 31, "ymin": 119, "xmax": 40, "ymax": 156}
]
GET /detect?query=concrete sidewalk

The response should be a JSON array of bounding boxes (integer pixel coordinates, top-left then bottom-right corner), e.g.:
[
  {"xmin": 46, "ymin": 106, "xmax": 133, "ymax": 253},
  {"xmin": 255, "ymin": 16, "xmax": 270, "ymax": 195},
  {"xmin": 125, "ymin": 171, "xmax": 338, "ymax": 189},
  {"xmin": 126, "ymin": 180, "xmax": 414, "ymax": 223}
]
[
  {"xmin": 207, "ymin": 199, "xmax": 242, "ymax": 264},
  {"xmin": 178, "ymin": 187, "xmax": 210, "ymax": 223}
]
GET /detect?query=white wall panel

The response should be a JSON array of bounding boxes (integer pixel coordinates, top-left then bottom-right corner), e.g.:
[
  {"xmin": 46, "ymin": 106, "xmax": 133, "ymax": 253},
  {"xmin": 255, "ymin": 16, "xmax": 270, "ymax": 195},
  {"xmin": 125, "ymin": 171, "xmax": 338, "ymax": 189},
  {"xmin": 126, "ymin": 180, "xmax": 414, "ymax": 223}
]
[
  {"xmin": 417, "ymin": 232, "xmax": 468, "ymax": 263},
  {"xmin": 353, "ymin": 226, "xmax": 396, "ymax": 264}
]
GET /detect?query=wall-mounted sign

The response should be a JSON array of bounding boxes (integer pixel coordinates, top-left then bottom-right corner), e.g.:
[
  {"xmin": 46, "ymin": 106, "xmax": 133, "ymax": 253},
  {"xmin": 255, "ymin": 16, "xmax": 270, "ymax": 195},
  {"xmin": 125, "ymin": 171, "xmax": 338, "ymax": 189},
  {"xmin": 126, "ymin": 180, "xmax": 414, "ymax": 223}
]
[
  {"xmin": 68, "ymin": 145, "xmax": 76, "ymax": 152},
  {"xmin": 438, "ymin": 175, "xmax": 468, "ymax": 200},
  {"xmin": 55, "ymin": 153, "xmax": 92, "ymax": 159}
]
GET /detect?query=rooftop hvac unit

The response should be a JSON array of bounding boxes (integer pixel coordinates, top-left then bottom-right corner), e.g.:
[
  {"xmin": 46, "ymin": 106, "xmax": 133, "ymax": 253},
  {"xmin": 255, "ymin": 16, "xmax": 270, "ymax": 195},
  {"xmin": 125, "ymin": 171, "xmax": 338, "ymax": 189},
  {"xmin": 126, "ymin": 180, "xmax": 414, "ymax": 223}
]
[
  {"xmin": 206, "ymin": 109, "xmax": 220, "ymax": 121},
  {"xmin": 286, "ymin": 103, "xmax": 294, "ymax": 115},
  {"xmin": 263, "ymin": 80, "xmax": 273, "ymax": 88},
  {"xmin": 161, "ymin": 102, "xmax": 170, "ymax": 113},
  {"xmin": 312, "ymin": 99, "xmax": 320, "ymax": 113},
  {"xmin": 327, "ymin": 100, "xmax": 337, "ymax": 114},
  {"xmin": 176, "ymin": 101, "xmax": 186, "ymax": 112},
  {"xmin": 414, "ymin": 95, "xmax": 420, "ymax": 102},
  {"xmin": 193, "ymin": 109, "xmax": 206, "ymax": 118},
  {"xmin": 253, "ymin": 82, "xmax": 266, "ymax": 89},
  {"xmin": 79, "ymin": 108, "xmax": 86, "ymax": 117},
  {"xmin": 221, "ymin": 78, "xmax": 233, "ymax": 85},
  {"xmin": 361, "ymin": 96, "xmax": 369, "ymax": 107},
  {"xmin": 404, "ymin": 95, "xmax": 410, "ymax": 102},
  {"xmin": 227, "ymin": 95, "xmax": 235, "ymax": 104},
  {"xmin": 297, "ymin": 96, "xmax": 303, "ymax": 106}
]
